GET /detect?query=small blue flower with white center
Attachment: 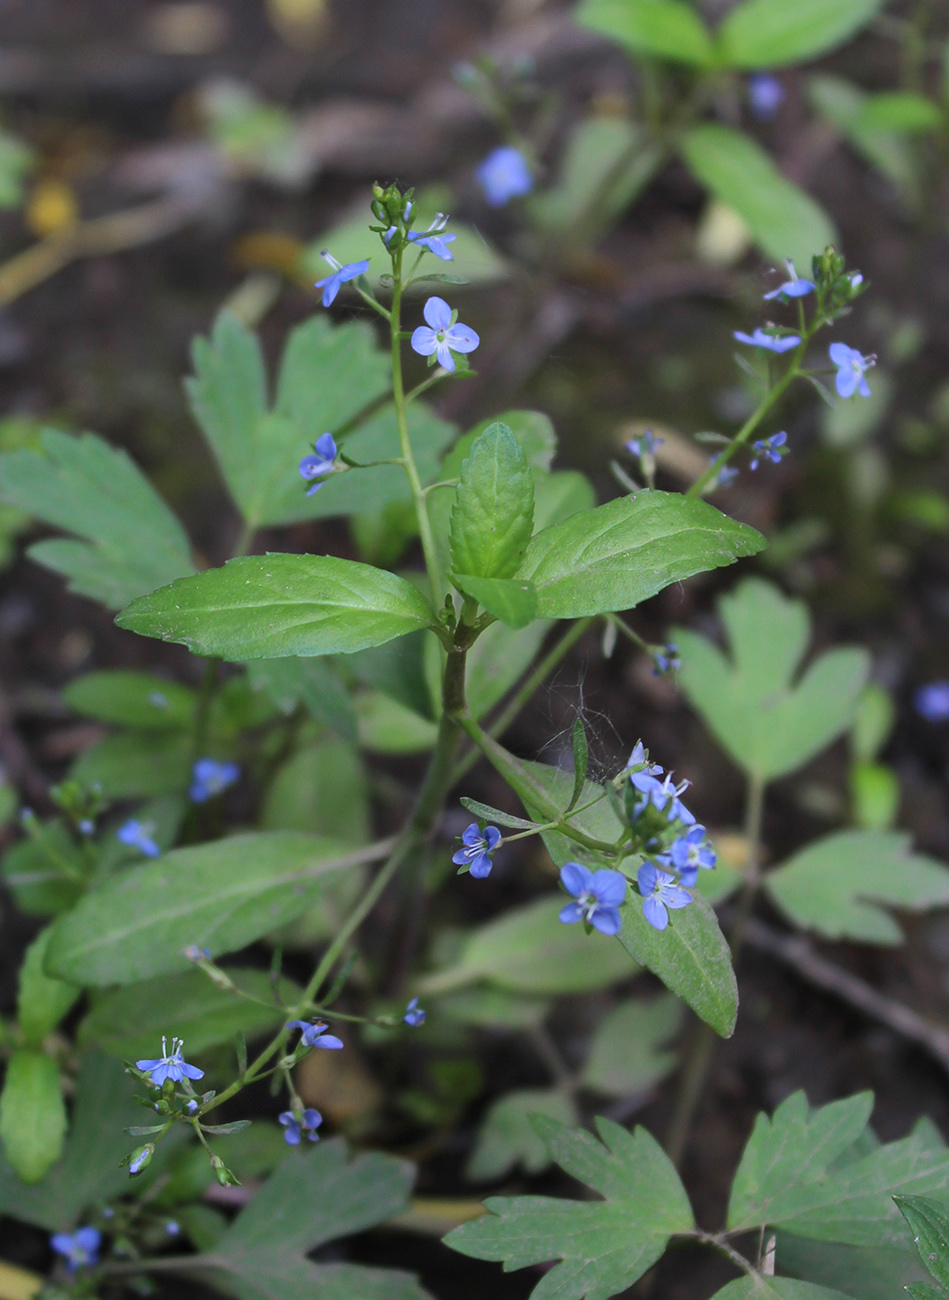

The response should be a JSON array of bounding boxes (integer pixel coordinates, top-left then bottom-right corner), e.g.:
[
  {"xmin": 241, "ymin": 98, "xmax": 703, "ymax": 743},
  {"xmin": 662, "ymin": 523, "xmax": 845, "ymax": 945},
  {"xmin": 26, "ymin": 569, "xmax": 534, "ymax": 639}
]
[
  {"xmin": 627, "ymin": 740, "xmax": 663, "ymax": 779},
  {"xmin": 136, "ymin": 1037, "xmax": 205, "ymax": 1087},
  {"xmin": 829, "ymin": 342, "xmax": 874, "ymax": 398},
  {"xmin": 637, "ymin": 862, "xmax": 692, "ymax": 931},
  {"xmin": 411, "ymin": 297, "xmax": 480, "ymax": 372},
  {"xmin": 403, "ymin": 997, "xmax": 426, "ymax": 1026},
  {"xmin": 287, "ymin": 1020, "xmax": 344, "ymax": 1050},
  {"xmin": 558, "ymin": 862, "xmax": 627, "ymax": 936},
  {"xmin": 650, "ymin": 772, "xmax": 696, "ymax": 825},
  {"xmin": 763, "ymin": 265, "xmax": 816, "ymax": 301},
  {"xmin": 407, "ymin": 213, "xmax": 456, "ymax": 260},
  {"xmin": 915, "ymin": 682, "xmax": 949, "ymax": 723},
  {"xmin": 733, "ymin": 328, "xmax": 801, "ymax": 354},
  {"xmin": 477, "ymin": 146, "xmax": 534, "ymax": 207},
  {"xmin": 51, "ymin": 1227, "xmax": 101, "ymax": 1271},
  {"xmin": 116, "ymin": 818, "xmax": 160, "ymax": 858},
  {"xmin": 668, "ymin": 824, "xmax": 717, "ymax": 887},
  {"xmin": 299, "ymin": 433, "xmax": 338, "ymax": 497},
  {"xmin": 749, "ymin": 431, "xmax": 788, "ymax": 471},
  {"xmin": 189, "ymin": 758, "xmax": 240, "ymax": 803},
  {"xmin": 452, "ymin": 822, "xmax": 501, "ymax": 878},
  {"xmin": 653, "ymin": 643, "xmax": 680, "ymax": 675},
  {"xmin": 279, "ymin": 1108, "xmax": 323, "ymax": 1145},
  {"xmin": 314, "ymin": 251, "xmax": 369, "ymax": 307},
  {"xmin": 626, "ymin": 429, "xmax": 663, "ymax": 459},
  {"xmin": 748, "ymin": 73, "xmax": 785, "ymax": 121}
]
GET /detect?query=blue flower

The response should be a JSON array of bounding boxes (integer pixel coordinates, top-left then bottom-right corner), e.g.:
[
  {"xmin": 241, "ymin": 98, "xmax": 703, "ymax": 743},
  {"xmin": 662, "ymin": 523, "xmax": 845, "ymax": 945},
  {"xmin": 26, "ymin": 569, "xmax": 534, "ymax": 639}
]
[
  {"xmin": 299, "ymin": 432, "xmax": 338, "ymax": 497},
  {"xmin": 136, "ymin": 1037, "xmax": 204, "ymax": 1087},
  {"xmin": 189, "ymin": 758, "xmax": 240, "ymax": 803},
  {"xmin": 314, "ymin": 251, "xmax": 369, "ymax": 307},
  {"xmin": 185, "ymin": 1099, "xmax": 199, "ymax": 1116},
  {"xmin": 51, "ymin": 1227, "xmax": 101, "ymax": 1271},
  {"xmin": 411, "ymin": 297, "xmax": 480, "ymax": 372},
  {"xmin": 403, "ymin": 997, "xmax": 426, "ymax": 1026},
  {"xmin": 626, "ymin": 429, "xmax": 663, "ymax": 458},
  {"xmin": 653, "ymin": 643, "xmax": 680, "ymax": 675},
  {"xmin": 711, "ymin": 458, "xmax": 739, "ymax": 488},
  {"xmin": 278, "ymin": 1108, "xmax": 323, "ymax": 1145},
  {"xmin": 748, "ymin": 74, "xmax": 785, "ymax": 121},
  {"xmin": 287, "ymin": 1020, "xmax": 344, "ymax": 1050},
  {"xmin": 637, "ymin": 862, "xmax": 692, "ymax": 930},
  {"xmin": 763, "ymin": 267, "xmax": 816, "ymax": 301},
  {"xmin": 184, "ymin": 945, "xmax": 212, "ymax": 962},
  {"xmin": 452, "ymin": 822, "xmax": 501, "ymax": 878},
  {"xmin": 626, "ymin": 741, "xmax": 663, "ymax": 778},
  {"xmin": 829, "ymin": 342, "xmax": 874, "ymax": 398},
  {"xmin": 749, "ymin": 430, "xmax": 788, "ymax": 470},
  {"xmin": 116, "ymin": 818, "xmax": 160, "ymax": 858},
  {"xmin": 558, "ymin": 862, "xmax": 627, "ymax": 936},
  {"xmin": 669, "ymin": 824, "xmax": 717, "ymax": 887},
  {"xmin": 78, "ymin": 818, "xmax": 95, "ymax": 836},
  {"xmin": 915, "ymin": 681, "xmax": 949, "ymax": 723},
  {"xmin": 630, "ymin": 767, "xmax": 695, "ymax": 825},
  {"xmin": 477, "ymin": 146, "xmax": 534, "ymax": 207},
  {"xmin": 734, "ymin": 328, "xmax": 801, "ymax": 353},
  {"xmin": 165, "ymin": 1221, "xmax": 181, "ymax": 1236},
  {"xmin": 407, "ymin": 213, "xmax": 456, "ymax": 260}
]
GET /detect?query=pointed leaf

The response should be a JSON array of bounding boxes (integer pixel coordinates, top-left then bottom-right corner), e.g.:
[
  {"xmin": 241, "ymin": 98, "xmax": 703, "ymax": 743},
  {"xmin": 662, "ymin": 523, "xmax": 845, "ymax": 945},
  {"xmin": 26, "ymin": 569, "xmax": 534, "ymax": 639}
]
[
  {"xmin": 454, "ymin": 574, "xmax": 537, "ymax": 628},
  {"xmin": 63, "ymin": 670, "xmax": 196, "ymax": 730},
  {"xmin": 895, "ymin": 1196, "xmax": 949, "ymax": 1289},
  {"xmin": 450, "ymin": 422, "xmax": 535, "ymax": 581},
  {"xmin": 459, "ymin": 798, "xmax": 538, "ymax": 830},
  {"xmin": 582, "ymin": 996, "xmax": 682, "ymax": 1097},
  {"xmin": 116, "ymin": 555, "xmax": 434, "ymax": 660},
  {"xmin": 575, "ymin": 0, "xmax": 714, "ymax": 66},
  {"xmin": 717, "ymin": 0, "xmax": 885, "ymax": 70},
  {"xmin": 712, "ymin": 1280, "xmax": 853, "ymax": 1300},
  {"xmin": 569, "ymin": 717, "xmax": 589, "ymax": 812},
  {"xmin": 466, "ymin": 1089, "xmax": 578, "ymax": 1182}
]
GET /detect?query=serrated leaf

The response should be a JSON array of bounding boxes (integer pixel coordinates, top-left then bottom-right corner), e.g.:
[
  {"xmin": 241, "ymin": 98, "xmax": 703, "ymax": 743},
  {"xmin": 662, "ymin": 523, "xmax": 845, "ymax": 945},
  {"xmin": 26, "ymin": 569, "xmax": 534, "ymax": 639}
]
[
  {"xmin": 680, "ymin": 125, "xmax": 835, "ymax": 267},
  {"xmin": 450, "ymin": 422, "xmax": 534, "ymax": 581},
  {"xmin": 618, "ymin": 889, "xmax": 738, "ymax": 1038},
  {"xmin": 716, "ymin": 0, "xmax": 884, "ymax": 69},
  {"xmin": 674, "ymin": 578, "xmax": 870, "ymax": 782},
  {"xmin": 17, "ymin": 926, "xmax": 80, "ymax": 1045},
  {"xmin": 78, "ymin": 968, "xmax": 303, "ymax": 1059},
  {"xmin": 764, "ymin": 831, "xmax": 949, "ymax": 944},
  {"xmin": 446, "ymin": 1116, "xmax": 694, "ymax": 1300},
  {"xmin": 44, "ymin": 831, "xmax": 368, "ymax": 986},
  {"xmin": 0, "ymin": 428, "xmax": 195, "ymax": 607},
  {"xmin": 575, "ymin": 0, "xmax": 714, "ymax": 66},
  {"xmin": 454, "ymin": 574, "xmax": 537, "ymax": 627},
  {"xmin": 517, "ymin": 490, "xmax": 765, "ymax": 619},
  {"xmin": 459, "ymin": 798, "xmax": 537, "ymax": 830},
  {"xmin": 116, "ymin": 555, "xmax": 435, "ymax": 660},
  {"xmin": 466, "ymin": 1089, "xmax": 578, "ymax": 1182},
  {"xmin": 419, "ymin": 896, "xmax": 634, "ymax": 996},
  {"xmin": 0, "ymin": 1050, "xmax": 66, "ymax": 1184},
  {"xmin": 895, "ymin": 1196, "xmax": 949, "ymax": 1289},
  {"xmin": 582, "ymin": 996, "xmax": 682, "ymax": 1097},
  {"xmin": 245, "ymin": 657, "xmax": 356, "ymax": 741}
]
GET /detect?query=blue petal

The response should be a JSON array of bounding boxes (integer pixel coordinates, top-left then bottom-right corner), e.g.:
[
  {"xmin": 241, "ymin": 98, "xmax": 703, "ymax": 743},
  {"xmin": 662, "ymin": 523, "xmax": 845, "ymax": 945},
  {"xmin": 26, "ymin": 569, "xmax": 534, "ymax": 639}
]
[
  {"xmin": 461, "ymin": 823, "xmax": 482, "ymax": 847},
  {"xmin": 637, "ymin": 862, "xmax": 658, "ymax": 895},
  {"xmin": 468, "ymin": 851, "xmax": 493, "ymax": 879},
  {"xmin": 483, "ymin": 825, "xmax": 502, "ymax": 851},
  {"xmin": 560, "ymin": 861, "xmax": 591, "ymax": 898},
  {"xmin": 558, "ymin": 901, "xmax": 584, "ymax": 925},
  {"xmin": 314, "ymin": 1034, "xmax": 344, "ymax": 1050},
  {"xmin": 590, "ymin": 906, "xmax": 622, "ymax": 936},
  {"xmin": 590, "ymin": 869, "xmax": 626, "ymax": 908},
  {"xmin": 180, "ymin": 1062, "xmax": 205, "ymax": 1080},
  {"xmin": 643, "ymin": 896, "xmax": 668, "ymax": 930}
]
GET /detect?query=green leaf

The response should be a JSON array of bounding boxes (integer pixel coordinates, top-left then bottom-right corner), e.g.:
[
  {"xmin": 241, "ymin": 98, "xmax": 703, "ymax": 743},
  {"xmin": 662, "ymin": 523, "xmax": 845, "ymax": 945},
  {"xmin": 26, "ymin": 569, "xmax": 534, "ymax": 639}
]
[
  {"xmin": 116, "ymin": 554, "xmax": 435, "ymax": 660},
  {"xmin": 465, "ymin": 410, "xmax": 558, "ymax": 473},
  {"xmin": 453, "ymin": 574, "xmax": 537, "ymax": 628},
  {"xmin": 809, "ymin": 77, "xmax": 919, "ymax": 202},
  {"xmin": 0, "ymin": 429, "xmax": 194, "ymax": 607},
  {"xmin": 711, "ymin": 1281, "xmax": 852, "ymax": 1300},
  {"xmin": 261, "ymin": 740, "xmax": 370, "ymax": 843},
  {"xmin": 464, "ymin": 619, "xmax": 552, "ymax": 719},
  {"xmin": 850, "ymin": 684, "xmax": 895, "ymax": 763},
  {"xmin": 245, "ymin": 657, "xmax": 356, "ymax": 741},
  {"xmin": 44, "ymin": 831, "xmax": 368, "ymax": 986},
  {"xmin": 0, "ymin": 130, "xmax": 34, "ymax": 208},
  {"xmin": 419, "ymin": 897, "xmax": 635, "ymax": 996},
  {"xmin": 858, "ymin": 92, "xmax": 943, "ymax": 134},
  {"xmin": 617, "ymin": 890, "xmax": 738, "ymax": 1038},
  {"xmin": 908, "ymin": 1286, "xmax": 949, "ymax": 1300},
  {"xmin": 63, "ymin": 670, "xmax": 196, "ymax": 729},
  {"xmin": 466, "ymin": 1090, "xmax": 578, "ymax": 1182},
  {"xmin": 581, "ymin": 996, "xmax": 682, "ymax": 1097},
  {"xmin": 764, "ymin": 831, "xmax": 949, "ymax": 944},
  {"xmin": 356, "ymin": 690, "xmax": 438, "ymax": 754},
  {"xmin": 728, "ymin": 1091, "xmax": 875, "ymax": 1233},
  {"xmin": 446, "ymin": 1116, "xmax": 694, "ymax": 1298},
  {"xmin": 716, "ymin": 0, "xmax": 884, "ymax": 69},
  {"xmin": 79, "ymin": 968, "xmax": 301, "ymax": 1059},
  {"xmin": 518, "ymin": 490, "xmax": 765, "ymax": 619},
  {"xmin": 450, "ymin": 422, "xmax": 535, "ymax": 581},
  {"xmin": 575, "ymin": 0, "xmax": 714, "ymax": 66},
  {"xmin": 569, "ymin": 717, "xmax": 590, "ymax": 811},
  {"xmin": 777, "ymin": 1232, "xmax": 931, "ymax": 1300},
  {"xmin": 18, "ymin": 926, "xmax": 81, "ymax": 1045},
  {"xmin": 674, "ymin": 578, "xmax": 870, "ymax": 782},
  {"xmin": 71, "ymin": 730, "xmax": 193, "ymax": 798},
  {"xmin": 679, "ymin": 125, "xmax": 835, "ymax": 267},
  {"xmin": 434, "ymin": 987, "xmax": 551, "ymax": 1029},
  {"xmin": 0, "ymin": 819, "xmax": 84, "ymax": 917},
  {"xmin": 0, "ymin": 1050, "xmax": 67, "ymax": 1183},
  {"xmin": 895, "ymin": 1196, "xmax": 949, "ymax": 1288},
  {"xmin": 459, "ymin": 798, "xmax": 537, "ymax": 830}
]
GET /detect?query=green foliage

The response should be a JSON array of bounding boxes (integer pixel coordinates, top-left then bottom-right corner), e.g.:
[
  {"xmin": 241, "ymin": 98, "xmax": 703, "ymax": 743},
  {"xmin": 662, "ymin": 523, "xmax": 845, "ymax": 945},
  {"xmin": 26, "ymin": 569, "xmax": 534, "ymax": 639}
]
[
  {"xmin": 575, "ymin": 0, "xmax": 714, "ymax": 67},
  {"xmin": 71, "ymin": 731, "xmax": 193, "ymax": 798},
  {"xmin": 0, "ymin": 130, "xmax": 34, "ymax": 208},
  {"xmin": 446, "ymin": 1116, "xmax": 694, "ymax": 1299},
  {"xmin": 581, "ymin": 995, "xmax": 682, "ymax": 1097},
  {"xmin": 450, "ymin": 421, "xmax": 534, "ymax": 581},
  {"xmin": 1, "ymin": 820, "xmax": 84, "ymax": 916},
  {"xmin": 674, "ymin": 579, "xmax": 869, "ymax": 782},
  {"xmin": 680, "ymin": 126, "xmax": 835, "ymax": 268},
  {"xmin": 711, "ymin": 1281, "xmax": 850, "ymax": 1300},
  {"xmin": 850, "ymin": 684, "xmax": 895, "ymax": 763},
  {"xmin": 0, "ymin": 429, "xmax": 195, "ymax": 607},
  {"xmin": 466, "ymin": 1090, "xmax": 578, "ymax": 1182},
  {"xmin": 116, "ymin": 555, "xmax": 435, "ymax": 660},
  {"xmin": 809, "ymin": 77, "xmax": 919, "ymax": 202},
  {"xmin": 64, "ymin": 670, "xmax": 196, "ymax": 730},
  {"xmin": 453, "ymin": 574, "xmax": 537, "ymax": 628},
  {"xmin": 896, "ymin": 1195, "xmax": 949, "ymax": 1297},
  {"xmin": 777, "ymin": 1232, "xmax": 929, "ymax": 1300},
  {"xmin": 764, "ymin": 831, "xmax": 949, "ymax": 944},
  {"xmin": 261, "ymin": 740, "xmax": 370, "ymax": 842},
  {"xmin": 518, "ymin": 491, "xmax": 765, "ymax": 619},
  {"xmin": 245, "ymin": 657, "xmax": 357, "ymax": 741},
  {"xmin": 44, "ymin": 831, "xmax": 363, "ymax": 986},
  {"xmin": 17, "ymin": 926, "xmax": 80, "ymax": 1045},
  {"xmin": 716, "ymin": 0, "xmax": 885, "ymax": 70},
  {"xmin": 858, "ymin": 93, "xmax": 942, "ymax": 134},
  {"xmin": 0, "ymin": 1050, "xmax": 67, "ymax": 1183}
]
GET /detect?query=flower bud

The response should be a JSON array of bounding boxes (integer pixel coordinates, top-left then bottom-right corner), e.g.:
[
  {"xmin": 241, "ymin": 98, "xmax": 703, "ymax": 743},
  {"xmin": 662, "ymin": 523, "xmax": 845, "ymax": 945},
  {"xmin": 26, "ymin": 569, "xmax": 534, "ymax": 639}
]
[
  {"xmin": 128, "ymin": 1143, "xmax": 154, "ymax": 1176},
  {"xmin": 210, "ymin": 1154, "xmax": 241, "ymax": 1187}
]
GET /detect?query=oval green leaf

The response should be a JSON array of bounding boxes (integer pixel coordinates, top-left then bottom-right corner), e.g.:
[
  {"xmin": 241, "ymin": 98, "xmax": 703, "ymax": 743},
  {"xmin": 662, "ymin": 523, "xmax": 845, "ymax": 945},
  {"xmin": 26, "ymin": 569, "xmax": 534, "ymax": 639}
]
[
  {"xmin": 716, "ymin": 0, "xmax": 884, "ymax": 70},
  {"xmin": 575, "ymin": 0, "xmax": 714, "ymax": 66},
  {"xmin": 0, "ymin": 1050, "xmax": 67, "ymax": 1184}
]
